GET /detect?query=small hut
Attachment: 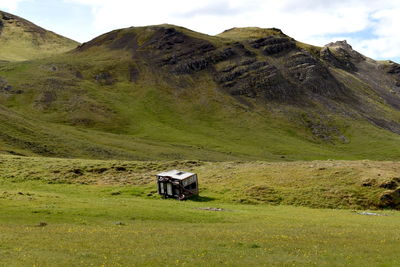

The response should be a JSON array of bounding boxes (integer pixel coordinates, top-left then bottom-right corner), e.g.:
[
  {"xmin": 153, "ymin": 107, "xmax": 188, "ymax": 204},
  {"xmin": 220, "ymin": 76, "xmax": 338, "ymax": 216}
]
[{"xmin": 156, "ymin": 170, "xmax": 199, "ymax": 200}]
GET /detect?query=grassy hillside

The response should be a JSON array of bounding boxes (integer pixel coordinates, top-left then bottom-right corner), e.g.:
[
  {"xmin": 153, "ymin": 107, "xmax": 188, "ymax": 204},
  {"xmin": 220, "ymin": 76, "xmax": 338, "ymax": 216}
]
[
  {"xmin": 0, "ymin": 11, "xmax": 78, "ymax": 61},
  {"xmin": 217, "ymin": 27, "xmax": 286, "ymax": 40},
  {"xmin": 1, "ymin": 24, "xmax": 400, "ymax": 161},
  {"xmin": 1, "ymin": 155, "xmax": 400, "ymax": 266},
  {"xmin": 0, "ymin": 50, "xmax": 400, "ymax": 160}
]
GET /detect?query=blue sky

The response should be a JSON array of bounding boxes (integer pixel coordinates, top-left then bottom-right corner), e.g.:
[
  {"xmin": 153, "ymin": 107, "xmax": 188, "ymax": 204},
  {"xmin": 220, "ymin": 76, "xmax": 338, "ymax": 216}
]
[{"xmin": 1, "ymin": 0, "xmax": 400, "ymax": 62}]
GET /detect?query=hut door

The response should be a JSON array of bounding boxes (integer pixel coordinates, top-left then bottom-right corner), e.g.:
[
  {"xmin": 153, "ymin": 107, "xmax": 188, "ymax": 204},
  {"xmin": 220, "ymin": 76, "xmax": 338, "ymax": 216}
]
[
  {"xmin": 166, "ymin": 183, "xmax": 173, "ymax": 196},
  {"xmin": 159, "ymin": 182, "xmax": 173, "ymax": 196},
  {"xmin": 159, "ymin": 182, "xmax": 165, "ymax": 194}
]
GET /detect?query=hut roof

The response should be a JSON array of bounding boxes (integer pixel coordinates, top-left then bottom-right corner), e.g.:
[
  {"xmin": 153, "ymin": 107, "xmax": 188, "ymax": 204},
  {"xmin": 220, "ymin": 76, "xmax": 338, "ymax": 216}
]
[{"xmin": 157, "ymin": 170, "xmax": 195, "ymax": 180}]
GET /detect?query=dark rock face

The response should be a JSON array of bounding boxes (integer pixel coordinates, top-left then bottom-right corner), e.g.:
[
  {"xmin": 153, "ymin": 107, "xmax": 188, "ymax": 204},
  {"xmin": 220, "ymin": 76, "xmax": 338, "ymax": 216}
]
[
  {"xmin": 250, "ymin": 36, "xmax": 296, "ymax": 55},
  {"xmin": 2, "ymin": 13, "xmax": 12, "ymax": 21},
  {"xmin": 387, "ymin": 63, "xmax": 400, "ymax": 75},
  {"xmin": 384, "ymin": 62, "xmax": 400, "ymax": 89},
  {"xmin": 147, "ymin": 28, "xmax": 298, "ymax": 100},
  {"xmin": 153, "ymin": 28, "xmax": 189, "ymax": 50},
  {"xmin": 215, "ymin": 46, "xmax": 350, "ymax": 103},
  {"xmin": 215, "ymin": 59, "xmax": 295, "ymax": 100},
  {"xmin": 143, "ymin": 27, "xmax": 259, "ymax": 75},
  {"xmin": 320, "ymin": 47, "xmax": 357, "ymax": 72},
  {"xmin": 141, "ymin": 27, "xmax": 349, "ymax": 102},
  {"xmin": 322, "ymin": 40, "xmax": 365, "ymax": 71},
  {"xmin": 286, "ymin": 52, "xmax": 347, "ymax": 97},
  {"xmin": 146, "ymin": 27, "xmax": 231, "ymax": 74},
  {"xmin": 75, "ymin": 26, "xmax": 353, "ymax": 104},
  {"xmin": 141, "ymin": 28, "xmax": 298, "ymax": 100},
  {"xmin": 172, "ymin": 47, "xmax": 236, "ymax": 74}
]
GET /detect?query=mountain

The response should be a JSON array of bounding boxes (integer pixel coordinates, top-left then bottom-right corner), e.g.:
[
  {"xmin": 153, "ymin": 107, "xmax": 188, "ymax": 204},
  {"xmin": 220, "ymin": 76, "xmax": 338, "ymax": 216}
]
[
  {"xmin": 1, "ymin": 21, "xmax": 400, "ymax": 160},
  {"xmin": 0, "ymin": 11, "xmax": 79, "ymax": 61}
]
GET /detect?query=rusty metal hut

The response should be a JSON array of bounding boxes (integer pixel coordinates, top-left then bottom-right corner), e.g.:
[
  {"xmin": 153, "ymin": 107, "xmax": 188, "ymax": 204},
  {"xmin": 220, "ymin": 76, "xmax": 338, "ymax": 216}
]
[{"xmin": 156, "ymin": 170, "xmax": 199, "ymax": 200}]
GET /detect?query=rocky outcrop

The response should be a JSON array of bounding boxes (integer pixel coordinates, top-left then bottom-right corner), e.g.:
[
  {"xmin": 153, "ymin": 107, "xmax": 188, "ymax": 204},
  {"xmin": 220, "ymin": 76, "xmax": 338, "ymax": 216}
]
[
  {"xmin": 322, "ymin": 40, "xmax": 365, "ymax": 71},
  {"xmin": 326, "ymin": 40, "xmax": 353, "ymax": 50},
  {"xmin": 74, "ymin": 26, "xmax": 356, "ymax": 103},
  {"xmin": 215, "ymin": 59, "xmax": 295, "ymax": 100},
  {"xmin": 379, "ymin": 188, "xmax": 400, "ymax": 208},
  {"xmin": 1, "ymin": 12, "xmax": 12, "ymax": 21},
  {"xmin": 320, "ymin": 46, "xmax": 357, "ymax": 71},
  {"xmin": 379, "ymin": 178, "xmax": 400, "ymax": 189},
  {"xmin": 386, "ymin": 62, "xmax": 400, "ymax": 87},
  {"xmin": 94, "ymin": 72, "xmax": 116, "ymax": 85},
  {"xmin": 359, "ymin": 176, "xmax": 400, "ymax": 209},
  {"xmin": 0, "ymin": 77, "xmax": 22, "ymax": 94},
  {"xmin": 299, "ymin": 113, "xmax": 349, "ymax": 143},
  {"xmin": 250, "ymin": 36, "xmax": 296, "ymax": 55},
  {"xmin": 147, "ymin": 27, "xmax": 237, "ymax": 74},
  {"xmin": 387, "ymin": 62, "xmax": 400, "ymax": 75},
  {"xmin": 0, "ymin": 11, "xmax": 47, "ymax": 36},
  {"xmin": 171, "ymin": 47, "xmax": 237, "ymax": 74},
  {"xmin": 286, "ymin": 52, "xmax": 347, "ymax": 97},
  {"xmin": 145, "ymin": 28, "xmax": 351, "ymax": 101}
]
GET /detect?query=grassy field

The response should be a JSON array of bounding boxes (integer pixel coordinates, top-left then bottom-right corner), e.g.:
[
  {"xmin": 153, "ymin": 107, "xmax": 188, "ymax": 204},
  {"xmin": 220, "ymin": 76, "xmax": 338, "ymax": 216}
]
[
  {"xmin": 2, "ymin": 155, "xmax": 400, "ymax": 209},
  {"xmin": 1, "ymin": 155, "xmax": 400, "ymax": 266}
]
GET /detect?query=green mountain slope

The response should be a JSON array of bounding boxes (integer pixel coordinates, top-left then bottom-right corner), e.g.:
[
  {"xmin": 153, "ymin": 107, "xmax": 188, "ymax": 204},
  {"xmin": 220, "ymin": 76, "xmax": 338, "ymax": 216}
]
[
  {"xmin": 0, "ymin": 11, "xmax": 79, "ymax": 61},
  {"xmin": 1, "ymin": 22, "xmax": 400, "ymax": 160}
]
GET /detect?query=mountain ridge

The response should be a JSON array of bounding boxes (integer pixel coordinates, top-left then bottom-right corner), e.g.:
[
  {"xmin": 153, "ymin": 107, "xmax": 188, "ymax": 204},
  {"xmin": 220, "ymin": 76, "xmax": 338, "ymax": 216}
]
[
  {"xmin": 0, "ymin": 14, "xmax": 400, "ymax": 160},
  {"xmin": 0, "ymin": 10, "xmax": 79, "ymax": 61}
]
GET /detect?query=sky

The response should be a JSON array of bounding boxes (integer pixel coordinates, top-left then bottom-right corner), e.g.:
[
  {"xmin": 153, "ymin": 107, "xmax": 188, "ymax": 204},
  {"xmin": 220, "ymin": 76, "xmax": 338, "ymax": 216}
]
[{"xmin": 1, "ymin": 0, "xmax": 400, "ymax": 62}]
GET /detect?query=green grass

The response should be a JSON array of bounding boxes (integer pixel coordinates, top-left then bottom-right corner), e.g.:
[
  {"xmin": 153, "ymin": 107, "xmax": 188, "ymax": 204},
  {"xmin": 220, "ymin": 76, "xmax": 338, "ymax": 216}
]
[
  {"xmin": 2, "ymin": 154, "xmax": 400, "ymax": 210},
  {"xmin": 217, "ymin": 27, "xmax": 285, "ymax": 40},
  {"xmin": 1, "ymin": 160, "xmax": 400, "ymax": 266},
  {"xmin": 1, "ymin": 52, "xmax": 400, "ymax": 161},
  {"xmin": 2, "ymin": 20, "xmax": 400, "ymax": 266},
  {"xmin": 1, "ymin": 25, "xmax": 400, "ymax": 162}
]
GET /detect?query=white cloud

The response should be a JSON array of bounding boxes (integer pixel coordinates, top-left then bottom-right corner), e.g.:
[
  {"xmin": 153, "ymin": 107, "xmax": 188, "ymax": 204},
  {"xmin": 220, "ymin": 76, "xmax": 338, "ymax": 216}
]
[
  {"xmin": 0, "ymin": 0, "xmax": 30, "ymax": 12},
  {"xmin": 61, "ymin": 0, "xmax": 400, "ymax": 61}
]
